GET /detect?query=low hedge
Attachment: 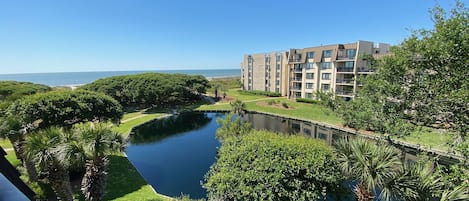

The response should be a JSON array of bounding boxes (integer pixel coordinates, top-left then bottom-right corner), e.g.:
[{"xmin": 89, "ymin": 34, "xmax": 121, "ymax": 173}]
[
  {"xmin": 238, "ymin": 90, "xmax": 281, "ymax": 97},
  {"xmin": 296, "ymin": 98, "xmax": 321, "ymax": 104}
]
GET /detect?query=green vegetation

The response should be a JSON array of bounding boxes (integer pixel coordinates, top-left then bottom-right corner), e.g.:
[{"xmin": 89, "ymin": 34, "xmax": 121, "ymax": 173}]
[
  {"xmin": 237, "ymin": 89, "xmax": 281, "ymax": 97},
  {"xmin": 335, "ymin": 138, "xmax": 469, "ymax": 201},
  {"xmin": 205, "ymin": 130, "xmax": 343, "ymax": 200},
  {"xmin": 7, "ymin": 90, "xmax": 123, "ymax": 129},
  {"xmin": 81, "ymin": 73, "xmax": 209, "ymax": 109},
  {"xmin": 0, "ymin": 138, "xmax": 12, "ymax": 149},
  {"xmin": 0, "ymin": 81, "xmax": 51, "ymax": 113},
  {"xmin": 296, "ymin": 98, "xmax": 321, "ymax": 104},
  {"xmin": 104, "ymin": 154, "xmax": 169, "ymax": 201},
  {"xmin": 337, "ymin": 2, "xmax": 468, "ymax": 156},
  {"xmin": 23, "ymin": 124, "xmax": 125, "ymax": 201},
  {"xmin": 6, "ymin": 150, "xmax": 21, "ymax": 167}
]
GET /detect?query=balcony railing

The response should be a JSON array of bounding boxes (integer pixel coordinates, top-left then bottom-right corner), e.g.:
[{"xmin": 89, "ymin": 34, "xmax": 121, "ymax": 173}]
[
  {"xmin": 293, "ymin": 68, "xmax": 303, "ymax": 72},
  {"xmin": 335, "ymin": 91, "xmax": 354, "ymax": 96},
  {"xmin": 291, "ymin": 87, "xmax": 302, "ymax": 91},
  {"xmin": 336, "ymin": 67, "xmax": 354, "ymax": 72},
  {"xmin": 357, "ymin": 67, "xmax": 375, "ymax": 73},
  {"xmin": 291, "ymin": 77, "xmax": 302, "ymax": 81},
  {"xmin": 336, "ymin": 78, "xmax": 354, "ymax": 84},
  {"xmin": 336, "ymin": 56, "xmax": 355, "ymax": 60}
]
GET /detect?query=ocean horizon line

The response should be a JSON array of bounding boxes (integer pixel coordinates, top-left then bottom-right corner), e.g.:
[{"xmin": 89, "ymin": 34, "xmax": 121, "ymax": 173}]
[
  {"xmin": 0, "ymin": 68, "xmax": 239, "ymax": 76},
  {"xmin": 0, "ymin": 69, "xmax": 240, "ymax": 87}
]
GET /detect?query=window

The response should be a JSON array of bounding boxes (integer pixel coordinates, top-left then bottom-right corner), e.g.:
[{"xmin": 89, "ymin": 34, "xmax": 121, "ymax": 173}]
[
  {"xmin": 276, "ymin": 72, "xmax": 280, "ymax": 77},
  {"xmin": 306, "ymin": 51, "xmax": 315, "ymax": 58},
  {"xmin": 345, "ymin": 61, "xmax": 354, "ymax": 68},
  {"xmin": 276, "ymin": 64, "xmax": 280, "ymax": 70},
  {"xmin": 322, "ymin": 50, "xmax": 332, "ymax": 58},
  {"xmin": 322, "ymin": 73, "xmax": 331, "ymax": 80},
  {"xmin": 346, "ymin": 49, "xmax": 356, "ymax": 58},
  {"xmin": 276, "ymin": 80, "xmax": 280, "ymax": 85},
  {"xmin": 321, "ymin": 84, "xmax": 330, "ymax": 91},
  {"xmin": 276, "ymin": 88, "xmax": 280, "ymax": 93},
  {"xmin": 305, "ymin": 63, "xmax": 314, "ymax": 69},
  {"xmin": 306, "ymin": 73, "xmax": 314, "ymax": 79},
  {"xmin": 306, "ymin": 83, "xmax": 314, "ymax": 89},
  {"xmin": 276, "ymin": 55, "xmax": 281, "ymax": 60},
  {"xmin": 320, "ymin": 62, "xmax": 331, "ymax": 69},
  {"xmin": 305, "ymin": 93, "xmax": 313, "ymax": 99}
]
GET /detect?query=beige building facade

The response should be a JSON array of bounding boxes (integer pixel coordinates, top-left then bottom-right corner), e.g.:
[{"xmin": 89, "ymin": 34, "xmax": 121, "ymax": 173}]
[
  {"xmin": 241, "ymin": 51, "xmax": 289, "ymax": 96},
  {"xmin": 241, "ymin": 40, "xmax": 390, "ymax": 100}
]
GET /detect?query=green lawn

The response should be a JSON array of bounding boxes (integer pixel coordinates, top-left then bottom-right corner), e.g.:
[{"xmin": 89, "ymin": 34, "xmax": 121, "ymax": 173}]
[
  {"xmin": 2, "ymin": 111, "xmax": 172, "ymax": 201},
  {"xmin": 107, "ymin": 111, "xmax": 172, "ymax": 200},
  {"xmin": 397, "ymin": 128, "xmax": 453, "ymax": 151},
  {"xmin": 0, "ymin": 138, "xmax": 13, "ymax": 149},
  {"xmin": 6, "ymin": 150, "xmax": 21, "ymax": 167},
  {"xmin": 105, "ymin": 154, "xmax": 171, "ymax": 201},
  {"xmin": 113, "ymin": 112, "xmax": 166, "ymax": 136},
  {"xmin": 197, "ymin": 87, "xmax": 461, "ymax": 153}
]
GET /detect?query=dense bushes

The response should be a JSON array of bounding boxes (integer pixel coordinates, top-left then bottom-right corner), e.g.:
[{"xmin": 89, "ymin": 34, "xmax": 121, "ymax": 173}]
[
  {"xmin": 0, "ymin": 81, "xmax": 51, "ymax": 114},
  {"xmin": 81, "ymin": 73, "xmax": 209, "ymax": 108},
  {"xmin": 7, "ymin": 90, "xmax": 123, "ymax": 129},
  {"xmin": 296, "ymin": 98, "xmax": 321, "ymax": 104},
  {"xmin": 237, "ymin": 90, "xmax": 281, "ymax": 97},
  {"xmin": 204, "ymin": 129, "xmax": 343, "ymax": 200},
  {"xmin": 0, "ymin": 81, "xmax": 51, "ymax": 102}
]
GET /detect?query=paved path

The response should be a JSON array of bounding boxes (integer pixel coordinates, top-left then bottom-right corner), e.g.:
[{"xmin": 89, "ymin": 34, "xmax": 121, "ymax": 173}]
[
  {"xmin": 215, "ymin": 97, "xmax": 282, "ymax": 105},
  {"xmin": 121, "ymin": 114, "xmax": 148, "ymax": 123}
]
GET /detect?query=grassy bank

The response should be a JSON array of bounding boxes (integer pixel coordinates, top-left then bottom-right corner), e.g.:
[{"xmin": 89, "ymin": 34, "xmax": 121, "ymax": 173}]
[
  {"xmin": 2, "ymin": 110, "xmax": 172, "ymax": 201},
  {"xmin": 108, "ymin": 110, "xmax": 172, "ymax": 201},
  {"xmin": 197, "ymin": 81, "xmax": 460, "ymax": 152}
]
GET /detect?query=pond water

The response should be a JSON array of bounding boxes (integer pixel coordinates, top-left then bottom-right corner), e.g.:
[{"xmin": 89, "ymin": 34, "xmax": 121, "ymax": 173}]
[{"xmin": 125, "ymin": 112, "xmax": 445, "ymax": 199}]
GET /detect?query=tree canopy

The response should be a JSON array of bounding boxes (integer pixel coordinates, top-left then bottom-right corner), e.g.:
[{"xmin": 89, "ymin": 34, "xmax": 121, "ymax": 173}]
[
  {"xmin": 7, "ymin": 90, "xmax": 123, "ymax": 129},
  {"xmin": 0, "ymin": 81, "xmax": 51, "ymax": 114},
  {"xmin": 204, "ymin": 130, "xmax": 343, "ymax": 201},
  {"xmin": 81, "ymin": 73, "xmax": 210, "ymax": 108},
  {"xmin": 339, "ymin": 2, "xmax": 469, "ymax": 142}
]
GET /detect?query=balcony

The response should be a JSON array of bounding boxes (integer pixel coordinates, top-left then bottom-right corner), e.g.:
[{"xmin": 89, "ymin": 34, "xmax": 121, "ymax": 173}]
[
  {"xmin": 336, "ymin": 78, "xmax": 354, "ymax": 84},
  {"xmin": 293, "ymin": 68, "xmax": 303, "ymax": 73},
  {"xmin": 357, "ymin": 67, "xmax": 375, "ymax": 73},
  {"xmin": 336, "ymin": 67, "xmax": 354, "ymax": 73},
  {"xmin": 291, "ymin": 77, "xmax": 302, "ymax": 82},
  {"xmin": 335, "ymin": 91, "xmax": 354, "ymax": 96},
  {"xmin": 336, "ymin": 55, "xmax": 355, "ymax": 61},
  {"xmin": 291, "ymin": 87, "xmax": 302, "ymax": 91}
]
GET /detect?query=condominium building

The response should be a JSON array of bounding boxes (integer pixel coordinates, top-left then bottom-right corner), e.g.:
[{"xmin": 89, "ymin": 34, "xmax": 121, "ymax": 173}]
[
  {"xmin": 240, "ymin": 40, "xmax": 390, "ymax": 100},
  {"xmin": 241, "ymin": 51, "xmax": 289, "ymax": 96}
]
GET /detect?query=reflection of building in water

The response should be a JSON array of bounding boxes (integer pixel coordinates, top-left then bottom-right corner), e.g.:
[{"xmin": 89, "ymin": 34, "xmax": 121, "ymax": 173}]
[
  {"xmin": 244, "ymin": 113, "xmax": 349, "ymax": 146},
  {"xmin": 244, "ymin": 112, "xmax": 457, "ymax": 165}
]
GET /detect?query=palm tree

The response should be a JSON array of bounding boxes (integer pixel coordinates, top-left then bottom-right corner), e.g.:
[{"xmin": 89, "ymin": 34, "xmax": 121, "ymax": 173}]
[
  {"xmin": 335, "ymin": 138, "xmax": 402, "ymax": 201},
  {"xmin": 230, "ymin": 99, "xmax": 246, "ymax": 117},
  {"xmin": 0, "ymin": 116, "xmax": 39, "ymax": 182},
  {"xmin": 74, "ymin": 123, "xmax": 124, "ymax": 201},
  {"xmin": 24, "ymin": 127, "xmax": 74, "ymax": 201}
]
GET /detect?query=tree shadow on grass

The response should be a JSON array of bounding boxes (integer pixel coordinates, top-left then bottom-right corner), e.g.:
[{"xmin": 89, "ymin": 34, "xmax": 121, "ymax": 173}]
[{"xmin": 103, "ymin": 155, "xmax": 149, "ymax": 200}]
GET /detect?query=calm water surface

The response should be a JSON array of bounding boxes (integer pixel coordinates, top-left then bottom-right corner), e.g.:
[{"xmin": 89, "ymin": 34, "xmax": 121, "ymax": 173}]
[{"xmin": 126, "ymin": 112, "xmax": 443, "ymax": 199}]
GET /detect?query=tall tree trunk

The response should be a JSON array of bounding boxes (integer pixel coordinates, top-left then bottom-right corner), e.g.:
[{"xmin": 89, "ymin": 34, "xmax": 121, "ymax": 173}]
[
  {"xmin": 354, "ymin": 182, "xmax": 374, "ymax": 201},
  {"xmin": 81, "ymin": 157, "xmax": 109, "ymax": 201},
  {"xmin": 16, "ymin": 138, "xmax": 39, "ymax": 182},
  {"xmin": 48, "ymin": 166, "xmax": 73, "ymax": 201}
]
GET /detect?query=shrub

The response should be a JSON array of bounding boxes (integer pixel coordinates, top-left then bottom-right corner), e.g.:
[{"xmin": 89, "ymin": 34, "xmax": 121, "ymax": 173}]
[
  {"xmin": 237, "ymin": 90, "xmax": 281, "ymax": 97},
  {"xmin": 7, "ymin": 90, "xmax": 123, "ymax": 129},
  {"xmin": 81, "ymin": 73, "xmax": 210, "ymax": 108},
  {"xmin": 204, "ymin": 130, "xmax": 343, "ymax": 200},
  {"xmin": 281, "ymin": 102, "xmax": 289, "ymax": 108},
  {"xmin": 296, "ymin": 98, "xmax": 321, "ymax": 104}
]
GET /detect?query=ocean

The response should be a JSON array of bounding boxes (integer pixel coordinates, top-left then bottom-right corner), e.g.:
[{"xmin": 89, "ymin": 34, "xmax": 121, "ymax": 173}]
[{"xmin": 0, "ymin": 69, "xmax": 240, "ymax": 87}]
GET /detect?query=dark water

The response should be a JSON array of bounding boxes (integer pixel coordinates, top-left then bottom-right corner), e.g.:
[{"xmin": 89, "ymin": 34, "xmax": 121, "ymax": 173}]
[
  {"xmin": 125, "ymin": 112, "xmax": 450, "ymax": 199},
  {"xmin": 0, "ymin": 69, "xmax": 240, "ymax": 86}
]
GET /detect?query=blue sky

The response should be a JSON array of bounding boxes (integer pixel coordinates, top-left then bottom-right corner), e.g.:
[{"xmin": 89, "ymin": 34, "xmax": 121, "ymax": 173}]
[{"xmin": 0, "ymin": 0, "xmax": 458, "ymax": 74}]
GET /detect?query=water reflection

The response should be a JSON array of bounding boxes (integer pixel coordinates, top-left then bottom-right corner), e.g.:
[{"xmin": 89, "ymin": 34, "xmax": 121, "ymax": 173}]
[
  {"xmin": 130, "ymin": 112, "xmax": 212, "ymax": 144},
  {"xmin": 126, "ymin": 112, "xmax": 454, "ymax": 199}
]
